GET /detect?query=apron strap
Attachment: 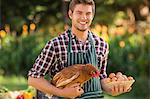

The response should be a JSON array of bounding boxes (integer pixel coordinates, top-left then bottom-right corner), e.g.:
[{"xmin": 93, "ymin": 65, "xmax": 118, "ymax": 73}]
[
  {"xmin": 88, "ymin": 31, "xmax": 98, "ymax": 67},
  {"xmin": 68, "ymin": 29, "xmax": 72, "ymax": 53}
]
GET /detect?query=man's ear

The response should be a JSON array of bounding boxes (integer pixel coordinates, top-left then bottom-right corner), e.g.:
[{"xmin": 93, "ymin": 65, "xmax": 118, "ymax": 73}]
[{"xmin": 68, "ymin": 10, "xmax": 73, "ymax": 19}]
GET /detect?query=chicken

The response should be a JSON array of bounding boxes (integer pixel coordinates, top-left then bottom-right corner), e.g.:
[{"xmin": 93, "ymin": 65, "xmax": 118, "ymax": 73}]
[{"xmin": 51, "ymin": 64, "xmax": 100, "ymax": 88}]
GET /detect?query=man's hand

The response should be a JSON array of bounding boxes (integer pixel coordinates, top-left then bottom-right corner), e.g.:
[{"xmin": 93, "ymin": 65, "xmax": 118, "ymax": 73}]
[{"xmin": 59, "ymin": 83, "xmax": 84, "ymax": 98}]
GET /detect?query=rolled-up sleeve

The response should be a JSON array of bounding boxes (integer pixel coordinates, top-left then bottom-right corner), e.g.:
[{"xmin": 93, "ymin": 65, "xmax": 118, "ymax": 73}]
[{"xmin": 28, "ymin": 41, "xmax": 56, "ymax": 78}]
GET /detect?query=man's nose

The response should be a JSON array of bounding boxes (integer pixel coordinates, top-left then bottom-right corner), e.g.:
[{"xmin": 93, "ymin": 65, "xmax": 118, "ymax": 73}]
[{"xmin": 81, "ymin": 14, "xmax": 87, "ymax": 20}]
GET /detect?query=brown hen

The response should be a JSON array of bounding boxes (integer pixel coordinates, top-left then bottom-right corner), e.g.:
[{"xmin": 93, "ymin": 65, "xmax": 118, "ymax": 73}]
[{"xmin": 51, "ymin": 64, "xmax": 100, "ymax": 88}]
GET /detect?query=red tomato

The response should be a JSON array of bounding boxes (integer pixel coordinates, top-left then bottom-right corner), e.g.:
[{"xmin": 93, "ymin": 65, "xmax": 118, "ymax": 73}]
[{"xmin": 16, "ymin": 95, "xmax": 24, "ymax": 99}]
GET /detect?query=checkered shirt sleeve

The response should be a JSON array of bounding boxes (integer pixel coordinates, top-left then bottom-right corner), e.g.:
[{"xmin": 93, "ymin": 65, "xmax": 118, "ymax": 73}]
[{"xmin": 28, "ymin": 41, "xmax": 56, "ymax": 78}]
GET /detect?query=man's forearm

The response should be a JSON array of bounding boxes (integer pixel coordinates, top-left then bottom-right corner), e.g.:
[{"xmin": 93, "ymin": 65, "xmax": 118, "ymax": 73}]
[{"xmin": 28, "ymin": 76, "xmax": 62, "ymax": 96}]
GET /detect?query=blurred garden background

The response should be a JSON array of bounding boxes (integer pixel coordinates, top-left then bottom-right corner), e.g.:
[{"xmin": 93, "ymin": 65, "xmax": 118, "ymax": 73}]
[{"xmin": 0, "ymin": 0, "xmax": 150, "ymax": 99}]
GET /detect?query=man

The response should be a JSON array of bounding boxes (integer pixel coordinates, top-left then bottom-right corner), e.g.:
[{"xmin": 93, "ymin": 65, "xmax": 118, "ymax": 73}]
[{"xmin": 28, "ymin": 0, "xmax": 132, "ymax": 98}]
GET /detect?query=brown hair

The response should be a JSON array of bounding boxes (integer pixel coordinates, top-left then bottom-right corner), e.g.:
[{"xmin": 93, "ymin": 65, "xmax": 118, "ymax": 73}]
[{"xmin": 69, "ymin": 0, "xmax": 95, "ymax": 14}]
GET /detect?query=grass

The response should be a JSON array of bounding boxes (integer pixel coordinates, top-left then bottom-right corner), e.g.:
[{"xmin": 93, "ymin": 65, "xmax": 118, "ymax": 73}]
[
  {"xmin": 0, "ymin": 75, "xmax": 28, "ymax": 91},
  {"xmin": 104, "ymin": 94, "xmax": 145, "ymax": 99}
]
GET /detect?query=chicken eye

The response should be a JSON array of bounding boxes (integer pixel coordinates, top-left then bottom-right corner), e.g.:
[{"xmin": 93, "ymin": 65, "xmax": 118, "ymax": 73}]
[{"xmin": 90, "ymin": 71, "xmax": 95, "ymax": 75}]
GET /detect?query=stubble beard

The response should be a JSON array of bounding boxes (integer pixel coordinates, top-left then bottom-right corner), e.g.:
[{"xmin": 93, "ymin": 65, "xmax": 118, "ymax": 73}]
[
  {"xmin": 75, "ymin": 24, "xmax": 90, "ymax": 32},
  {"xmin": 76, "ymin": 27, "xmax": 87, "ymax": 32}
]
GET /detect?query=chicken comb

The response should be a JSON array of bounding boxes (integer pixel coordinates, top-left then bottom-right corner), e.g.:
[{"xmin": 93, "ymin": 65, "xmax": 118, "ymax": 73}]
[{"xmin": 92, "ymin": 71, "xmax": 100, "ymax": 77}]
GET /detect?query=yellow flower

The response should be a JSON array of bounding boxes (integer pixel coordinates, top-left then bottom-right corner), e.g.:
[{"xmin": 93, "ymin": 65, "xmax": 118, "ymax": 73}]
[
  {"xmin": 119, "ymin": 41, "xmax": 125, "ymax": 48},
  {"xmin": 30, "ymin": 23, "xmax": 36, "ymax": 31},
  {"xmin": 0, "ymin": 30, "xmax": 6, "ymax": 38}
]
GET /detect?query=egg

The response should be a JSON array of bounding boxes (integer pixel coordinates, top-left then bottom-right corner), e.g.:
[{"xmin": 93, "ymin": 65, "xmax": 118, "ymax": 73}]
[
  {"xmin": 109, "ymin": 73, "xmax": 116, "ymax": 78},
  {"xmin": 128, "ymin": 76, "xmax": 134, "ymax": 80}
]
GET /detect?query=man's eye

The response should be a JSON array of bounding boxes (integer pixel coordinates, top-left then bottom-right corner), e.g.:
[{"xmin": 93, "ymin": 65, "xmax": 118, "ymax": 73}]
[{"xmin": 86, "ymin": 12, "xmax": 92, "ymax": 16}]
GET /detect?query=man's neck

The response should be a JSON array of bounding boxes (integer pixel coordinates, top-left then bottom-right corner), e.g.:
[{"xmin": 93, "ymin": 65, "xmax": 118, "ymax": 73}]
[{"xmin": 71, "ymin": 27, "xmax": 89, "ymax": 42}]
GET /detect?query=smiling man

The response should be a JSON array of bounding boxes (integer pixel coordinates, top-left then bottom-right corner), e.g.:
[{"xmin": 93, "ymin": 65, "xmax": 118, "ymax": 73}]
[{"xmin": 28, "ymin": 0, "xmax": 133, "ymax": 98}]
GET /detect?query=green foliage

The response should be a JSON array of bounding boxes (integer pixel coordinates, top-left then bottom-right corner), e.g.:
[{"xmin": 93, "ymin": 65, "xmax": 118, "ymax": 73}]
[
  {"xmin": 0, "ymin": 32, "xmax": 53, "ymax": 76},
  {"xmin": 1, "ymin": 0, "xmax": 63, "ymax": 32},
  {"xmin": 108, "ymin": 34, "xmax": 149, "ymax": 77},
  {"xmin": 0, "ymin": 35, "xmax": 19, "ymax": 75},
  {"xmin": 0, "ymin": 86, "xmax": 9, "ymax": 93}
]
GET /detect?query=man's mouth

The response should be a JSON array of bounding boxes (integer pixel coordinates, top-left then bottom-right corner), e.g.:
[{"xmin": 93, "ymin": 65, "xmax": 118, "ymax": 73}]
[{"xmin": 79, "ymin": 21, "xmax": 87, "ymax": 25}]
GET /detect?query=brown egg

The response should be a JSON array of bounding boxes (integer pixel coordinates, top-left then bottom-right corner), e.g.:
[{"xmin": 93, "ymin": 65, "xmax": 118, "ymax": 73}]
[
  {"xmin": 122, "ymin": 75, "xmax": 128, "ymax": 81},
  {"xmin": 117, "ymin": 76, "xmax": 124, "ymax": 81},
  {"xmin": 116, "ymin": 72, "xmax": 123, "ymax": 78},
  {"xmin": 109, "ymin": 73, "xmax": 116, "ymax": 78},
  {"xmin": 111, "ymin": 77, "xmax": 117, "ymax": 82},
  {"xmin": 128, "ymin": 76, "xmax": 134, "ymax": 80}
]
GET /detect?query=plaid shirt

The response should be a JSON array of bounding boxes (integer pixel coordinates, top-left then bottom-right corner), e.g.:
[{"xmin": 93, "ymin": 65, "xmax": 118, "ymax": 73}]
[{"xmin": 28, "ymin": 30, "xmax": 109, "ymax": 79}]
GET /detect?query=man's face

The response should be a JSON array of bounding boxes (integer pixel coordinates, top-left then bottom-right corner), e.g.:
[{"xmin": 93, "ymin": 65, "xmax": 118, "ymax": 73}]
[{"xmin": 69, "ymin": 4, "xmax": 94, "ymax": 31}]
